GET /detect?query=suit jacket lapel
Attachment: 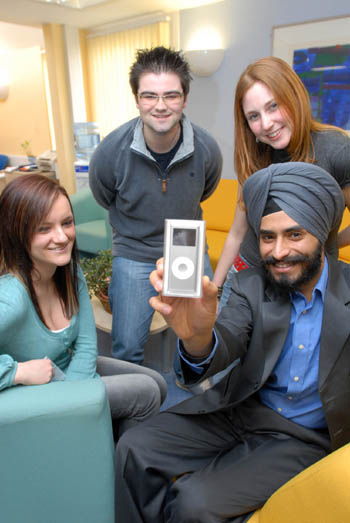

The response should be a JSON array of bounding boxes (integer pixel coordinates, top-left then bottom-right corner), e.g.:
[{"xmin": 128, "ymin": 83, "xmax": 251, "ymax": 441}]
[
  {"xmin": 261, "ymin": 294, "xmax": 291, "ymax": 384},
  {"xmin": 319, "ymin": 256, "xmax": 350, "ymax": 388}
]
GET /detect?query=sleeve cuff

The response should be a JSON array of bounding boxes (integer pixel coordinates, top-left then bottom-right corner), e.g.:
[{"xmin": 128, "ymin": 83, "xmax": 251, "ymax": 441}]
[{"xmin": 177, "ymin": 330, "xmax": 218, "ymax": 375}]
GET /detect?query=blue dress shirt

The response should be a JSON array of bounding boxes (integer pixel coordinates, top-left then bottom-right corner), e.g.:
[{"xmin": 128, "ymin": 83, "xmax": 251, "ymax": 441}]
[
  {"xmin": 259, "ymin": 258, "xmax": 328, "ymax": 429},
  {"xmin": 179, "ymin": 258, "xmax": 329, "ymax": 430}
]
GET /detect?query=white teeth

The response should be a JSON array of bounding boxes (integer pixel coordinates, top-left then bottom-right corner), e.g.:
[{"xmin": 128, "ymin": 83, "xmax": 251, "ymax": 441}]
[{"xmin": 268, "ymin": 129, "xmax": 280, "ymax": 138}]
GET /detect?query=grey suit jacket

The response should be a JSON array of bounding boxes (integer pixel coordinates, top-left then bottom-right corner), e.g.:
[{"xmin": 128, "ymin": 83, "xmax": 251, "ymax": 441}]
[{"xmin": 171, "ymin": 255, "xmax": 350, "ymax": 451}]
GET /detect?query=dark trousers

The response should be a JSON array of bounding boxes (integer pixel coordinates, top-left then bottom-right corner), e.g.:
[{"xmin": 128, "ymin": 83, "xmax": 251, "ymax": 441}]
[{"xmin": 115, "ymin": 397, "xmax": 331, "ymax": 523}]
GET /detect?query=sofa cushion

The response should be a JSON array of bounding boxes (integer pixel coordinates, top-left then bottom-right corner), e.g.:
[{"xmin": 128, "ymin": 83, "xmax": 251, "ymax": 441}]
[
  {"xmin": 339, "ymin": 208, "xmax": 350, "ymax": 263},
  {"xmin": 202, "ymin": 179, "xmax": 237, "ymax": 232},
  {"xmin": 206, "ymin": 230, "xmax": 228, "ymax": 271},
  {"xmin": 202, "ymin": 179, "xmax": 238, "ymax": 270}
]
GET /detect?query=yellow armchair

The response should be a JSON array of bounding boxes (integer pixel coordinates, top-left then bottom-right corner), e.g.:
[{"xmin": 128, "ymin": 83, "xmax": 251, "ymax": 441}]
[
  {"xmin": 339, "ymin": 208, "xmax": 350, "ymax": 263},
  {"xmin": 202, "ymin": 179, "xmax": 237, "ymax": 270},
  {"xmin": 248, "ymin": 443, "xmax": 350, "ymax": 522}
]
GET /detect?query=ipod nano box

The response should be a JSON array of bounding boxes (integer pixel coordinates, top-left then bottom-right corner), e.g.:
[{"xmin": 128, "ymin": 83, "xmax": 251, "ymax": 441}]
[{"xmin": 163, "ymin": 219, "xmax": 206, "ymax": 298}]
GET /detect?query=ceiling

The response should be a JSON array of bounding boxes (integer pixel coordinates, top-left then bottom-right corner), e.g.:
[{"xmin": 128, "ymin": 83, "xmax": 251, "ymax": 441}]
[
  {"xmin": 0, "ymin": 23, "xmax": 44, "ymax": 50},
  {"xmin": 0, "ymin": 0, "xmax": 223, "ymax": 30},
  {"xmin": 33, "ymin": 0, "xmax": 110, "ymax": 7}
]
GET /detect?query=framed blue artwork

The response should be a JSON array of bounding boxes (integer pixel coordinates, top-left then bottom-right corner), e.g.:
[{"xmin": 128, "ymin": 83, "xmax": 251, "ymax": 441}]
[
  {"xmin": 272, "ymin": 16, "xmax": 350, "ymax": 130},
  {"xmin": 293, "ymin": 45, "xmax": 350, "ymax": 128}
]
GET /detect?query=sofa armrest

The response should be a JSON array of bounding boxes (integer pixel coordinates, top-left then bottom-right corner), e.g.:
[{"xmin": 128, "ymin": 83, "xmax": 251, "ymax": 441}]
[
  {"xmin": 70, "ymin": 187, "xmax": 108, "ymax": 225},
  {"xmin": 0, "ymin": 379, "xmax": 115, "ymax": 523}
]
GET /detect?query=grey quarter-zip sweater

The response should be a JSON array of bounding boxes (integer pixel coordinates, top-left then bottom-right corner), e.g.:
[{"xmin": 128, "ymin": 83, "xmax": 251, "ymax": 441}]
[{"xmin": 89, "ymin": 115, "xmax": 222, "ymax": 263}]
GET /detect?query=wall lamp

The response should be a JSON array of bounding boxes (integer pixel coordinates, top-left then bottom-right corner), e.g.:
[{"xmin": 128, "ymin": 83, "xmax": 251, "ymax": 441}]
[
  {"xmin": 185, "ymin": 49, "xmax": 225, "ymax": 77},
  {"xmin": 184, "ymin": 26, "xmax": 225, "ymax": 77}
]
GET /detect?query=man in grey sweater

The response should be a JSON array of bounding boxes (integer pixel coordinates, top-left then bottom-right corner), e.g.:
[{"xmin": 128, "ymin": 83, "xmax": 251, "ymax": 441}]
[{"xmin": 89, "ymin": 46, "xmax": 222, "ymax": 364}]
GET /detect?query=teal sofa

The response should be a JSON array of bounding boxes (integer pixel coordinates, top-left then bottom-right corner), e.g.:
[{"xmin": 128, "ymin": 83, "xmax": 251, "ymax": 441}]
[
  {"xmin": 70, "ymin": 187, "xmax": 112, "ymax": 255},
  {"xmin": 0, "ymin": 379, "xmax": 115, "ymax": 523}
]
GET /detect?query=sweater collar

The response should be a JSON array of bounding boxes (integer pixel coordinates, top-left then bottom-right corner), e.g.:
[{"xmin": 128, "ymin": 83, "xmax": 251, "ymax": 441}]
[{"xmin": 130, "ymin": 114, "xmax": 194, "ymax": 164}]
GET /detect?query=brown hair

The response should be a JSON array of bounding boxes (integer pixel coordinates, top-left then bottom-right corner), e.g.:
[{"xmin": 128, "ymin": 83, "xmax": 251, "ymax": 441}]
[
  {"xmin": 234, "ymin": 56, "xmax": 347, "ymax": 188},
  {"xmin": 0, "ymin": 174, "xmax": 79, "ymax": 325},
  {"xmin": 129, "ymin": 46, "xmax": 192, "ymax": 97}
]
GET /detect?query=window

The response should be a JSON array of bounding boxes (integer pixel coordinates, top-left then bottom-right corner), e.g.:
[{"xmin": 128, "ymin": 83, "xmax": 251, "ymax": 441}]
[{"xmin": 86, "ymin": 21, "xmax": 170, "ymax": 139}]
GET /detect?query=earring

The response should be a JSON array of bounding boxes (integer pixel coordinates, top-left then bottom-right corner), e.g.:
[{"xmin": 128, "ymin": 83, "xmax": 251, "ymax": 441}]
[{"xmin": 256, "ymin": 137, "xmax": 259, "ymax": 143}]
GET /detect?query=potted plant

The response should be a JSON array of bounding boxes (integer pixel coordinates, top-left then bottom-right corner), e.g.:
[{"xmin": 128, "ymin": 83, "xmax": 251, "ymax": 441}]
[
  {"xmin": 80, "ymin": 249, "xmax": 113, "ymax": 313},
  {"xmin": 20, "ymin": 140, "xmax": 36, "ymax": 163}
]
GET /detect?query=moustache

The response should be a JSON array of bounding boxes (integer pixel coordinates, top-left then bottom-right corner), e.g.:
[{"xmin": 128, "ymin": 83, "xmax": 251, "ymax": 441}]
[{"xmin": 263, "ymin": 254, "xmax": 309, "ymax": 266}]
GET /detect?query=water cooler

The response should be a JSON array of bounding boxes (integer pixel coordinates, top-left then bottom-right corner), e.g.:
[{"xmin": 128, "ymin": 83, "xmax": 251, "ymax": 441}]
[{"xmin": 73, "ymin": 122, "xmax": 100, "ymax": 191}]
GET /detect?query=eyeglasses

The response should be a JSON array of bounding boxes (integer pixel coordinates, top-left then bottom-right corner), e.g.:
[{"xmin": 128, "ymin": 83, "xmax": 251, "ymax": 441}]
[{"xmin": 138, "ymin": 92, "xmax": 184, "ymax": 107}]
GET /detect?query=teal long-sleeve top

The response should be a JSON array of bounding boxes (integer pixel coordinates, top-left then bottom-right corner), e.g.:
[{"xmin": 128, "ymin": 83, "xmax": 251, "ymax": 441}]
[{"xmin": 0, "ymin": 270, "xmax": 97, "ymax": 390}]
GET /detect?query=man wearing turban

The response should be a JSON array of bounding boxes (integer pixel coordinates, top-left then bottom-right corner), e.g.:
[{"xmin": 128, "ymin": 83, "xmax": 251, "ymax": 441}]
[{"xmin": 114, "ymin": 163, "xmax": 350, "ymax": 523}]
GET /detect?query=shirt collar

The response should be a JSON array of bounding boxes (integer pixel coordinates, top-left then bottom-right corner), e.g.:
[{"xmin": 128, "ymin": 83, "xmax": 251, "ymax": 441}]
[{"xmin": 316, "ymin": 255, "xmax": 329, "ymax": 302}]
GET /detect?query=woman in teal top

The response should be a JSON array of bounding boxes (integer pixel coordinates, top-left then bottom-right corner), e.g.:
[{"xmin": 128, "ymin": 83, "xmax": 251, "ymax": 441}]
[{"xmin": 0, "ymin": 173, "xmax": 166, "ymax": 436}]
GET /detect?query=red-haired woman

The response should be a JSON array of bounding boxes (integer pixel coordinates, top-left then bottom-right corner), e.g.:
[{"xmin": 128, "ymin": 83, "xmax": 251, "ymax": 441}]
[
  {"xmin": 0, "ymin": 174, "xmax": 166, "ymax": 436},
  {"xmin": 214, "ymin": 56, "xmax": 350, "ymax": 308}
]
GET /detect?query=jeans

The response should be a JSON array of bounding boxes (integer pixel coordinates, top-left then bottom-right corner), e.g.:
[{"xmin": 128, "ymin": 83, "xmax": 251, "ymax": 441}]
[
  {"xmin": 218, "ymin": 264, "xmax": 234, "ymax": 314},
  {"xmin": 109, "ymin": 255, "xmax": 213, "ymax": 365},
  {"xmin": 108, "ymin": 257, "xmax": 157, "ymax": 364}
]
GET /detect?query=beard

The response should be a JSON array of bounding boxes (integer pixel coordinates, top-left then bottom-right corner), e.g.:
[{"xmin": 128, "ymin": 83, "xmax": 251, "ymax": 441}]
[{"xmin": 261, "ymin": 242, "xmax": 323, "ymax": 298}]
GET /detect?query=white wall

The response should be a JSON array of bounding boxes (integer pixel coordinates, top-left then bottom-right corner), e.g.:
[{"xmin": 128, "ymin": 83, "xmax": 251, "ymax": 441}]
[
  {"xmin": 64, "ymin": 25, "xmax": 87, "ymax": 123},
  {"xmin": 180, "ymin": 0, "xmax": 350, "ymax": 178}
]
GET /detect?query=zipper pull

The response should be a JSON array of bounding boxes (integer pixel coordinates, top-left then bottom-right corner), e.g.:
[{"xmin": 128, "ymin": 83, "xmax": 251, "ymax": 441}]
[{"xmin": 162, "ymin": 179, "xmax": 167, "ymax": 193}]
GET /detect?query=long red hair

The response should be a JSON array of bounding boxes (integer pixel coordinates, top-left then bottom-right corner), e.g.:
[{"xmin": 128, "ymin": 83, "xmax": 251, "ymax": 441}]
[{"xmin": 234, "ymin": 57, "xmax": 347, "ymax": 189}]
